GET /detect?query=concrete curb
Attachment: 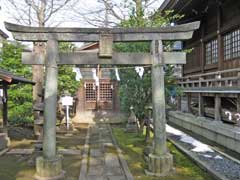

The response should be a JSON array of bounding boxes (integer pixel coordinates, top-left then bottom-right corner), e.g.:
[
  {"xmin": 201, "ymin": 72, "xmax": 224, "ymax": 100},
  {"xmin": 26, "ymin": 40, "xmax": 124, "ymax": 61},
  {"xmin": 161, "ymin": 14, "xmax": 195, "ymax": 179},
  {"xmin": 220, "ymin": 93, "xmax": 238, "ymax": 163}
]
[
  {"xmin": 108, "ymin": 124, "xmax": 134, "ymax": 180},
  {"xmin": 168, "ymin": 137, "xmax": 230, "ymax": 180},
  {"xmin": 167, "ymin": 111, "xmax": 240, "ymax": 154}
]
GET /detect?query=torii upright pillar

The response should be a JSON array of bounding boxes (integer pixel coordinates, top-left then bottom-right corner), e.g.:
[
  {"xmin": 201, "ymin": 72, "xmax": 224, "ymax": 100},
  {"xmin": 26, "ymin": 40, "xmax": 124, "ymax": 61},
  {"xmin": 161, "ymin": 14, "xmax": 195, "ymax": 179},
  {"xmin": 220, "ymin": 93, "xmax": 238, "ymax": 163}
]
[
  {"xmin": 145, "ymin": 40, "xmax": 173, "ymax": 176},
  {"xmin": 35, "ymin": 37, "xmax": 64, "ymax": 180}
]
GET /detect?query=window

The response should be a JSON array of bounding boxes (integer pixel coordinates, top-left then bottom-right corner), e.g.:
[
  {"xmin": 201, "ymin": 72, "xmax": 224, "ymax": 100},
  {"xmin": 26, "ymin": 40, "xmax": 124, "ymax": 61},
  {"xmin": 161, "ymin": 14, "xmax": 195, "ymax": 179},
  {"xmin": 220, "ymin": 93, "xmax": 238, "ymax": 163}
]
[
  {"xmin": 224, "ymin": 28, "xmax": 240, "ymax": 60},
  {"xmin": 205, "ymin": 39, "xmax": 218, "ymax": 64}
]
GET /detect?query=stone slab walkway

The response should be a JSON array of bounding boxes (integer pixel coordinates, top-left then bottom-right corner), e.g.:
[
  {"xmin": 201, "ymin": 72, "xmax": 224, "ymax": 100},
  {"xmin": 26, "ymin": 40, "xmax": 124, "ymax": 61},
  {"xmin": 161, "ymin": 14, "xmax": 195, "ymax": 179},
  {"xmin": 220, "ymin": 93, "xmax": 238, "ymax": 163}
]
[{"xmin": 79, "ymin": 124, "xmax": 133, "ymax": 180}]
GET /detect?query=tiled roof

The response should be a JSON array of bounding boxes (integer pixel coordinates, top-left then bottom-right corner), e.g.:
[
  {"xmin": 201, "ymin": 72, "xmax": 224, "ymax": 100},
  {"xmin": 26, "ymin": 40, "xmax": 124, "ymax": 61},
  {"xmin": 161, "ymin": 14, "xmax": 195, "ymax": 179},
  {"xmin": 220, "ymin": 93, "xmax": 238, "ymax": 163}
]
[{"xmin": 0, "ymin": 68, "xmax": 35, "ymax": 85}]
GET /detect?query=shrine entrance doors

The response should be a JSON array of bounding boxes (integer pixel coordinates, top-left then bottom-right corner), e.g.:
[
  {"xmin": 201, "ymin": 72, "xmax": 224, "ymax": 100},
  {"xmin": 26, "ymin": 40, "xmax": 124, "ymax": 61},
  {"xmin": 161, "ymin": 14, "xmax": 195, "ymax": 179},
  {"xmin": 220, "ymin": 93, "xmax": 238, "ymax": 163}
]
[{"xmin": 84, "ymin": 79, "xmax": 113, "ymax": 110}]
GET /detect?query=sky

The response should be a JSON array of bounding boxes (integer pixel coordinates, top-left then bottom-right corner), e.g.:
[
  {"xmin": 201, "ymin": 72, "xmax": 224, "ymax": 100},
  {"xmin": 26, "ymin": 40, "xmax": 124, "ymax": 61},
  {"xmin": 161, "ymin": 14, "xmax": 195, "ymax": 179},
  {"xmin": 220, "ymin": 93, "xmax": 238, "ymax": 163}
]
[{"xmin": 0, "ymin": 0, "xmax": 164, "ymax": 40}]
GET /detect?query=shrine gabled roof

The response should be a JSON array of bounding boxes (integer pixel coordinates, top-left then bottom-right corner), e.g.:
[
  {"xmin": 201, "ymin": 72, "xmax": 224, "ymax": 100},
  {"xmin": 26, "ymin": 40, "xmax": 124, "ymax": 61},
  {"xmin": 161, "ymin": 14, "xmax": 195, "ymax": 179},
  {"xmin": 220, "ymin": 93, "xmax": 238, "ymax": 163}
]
[
  {"xmin": 0, "ymin": 29, "xmax": 8, "ymax": 39},
  {"xmin": 159, "ymin": 0, "xmax": 181, "ymax": 12},
  {"xmin": 0, "ymin": 68, "xmax": 35, "ymax": 85},
  {"xmin": 78, "ymin": 43, "xmax": 99, "ymax": 51},
  {"xmin": 159, "ymin": 0, "xmax": 211, "ymax": 23}
]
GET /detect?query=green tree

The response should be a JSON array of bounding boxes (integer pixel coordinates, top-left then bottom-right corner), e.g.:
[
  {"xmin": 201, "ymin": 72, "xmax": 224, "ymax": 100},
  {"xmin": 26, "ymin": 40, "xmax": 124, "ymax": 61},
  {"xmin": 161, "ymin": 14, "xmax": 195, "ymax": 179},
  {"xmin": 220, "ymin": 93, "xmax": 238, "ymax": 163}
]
[
  {"xmin": 58, "ymin": 42, "xmax": 81, "ymax": 96},
  {"xmin": 0, "ymin": 41, "xmax": 33, "ymax": 124},
  {"xmin": 0, "ymin": 41, "xmax": 80, "ymax": 125},
  {"xmin": 114, "ymin": 6, "xmax": 183, "ymax": 119}
]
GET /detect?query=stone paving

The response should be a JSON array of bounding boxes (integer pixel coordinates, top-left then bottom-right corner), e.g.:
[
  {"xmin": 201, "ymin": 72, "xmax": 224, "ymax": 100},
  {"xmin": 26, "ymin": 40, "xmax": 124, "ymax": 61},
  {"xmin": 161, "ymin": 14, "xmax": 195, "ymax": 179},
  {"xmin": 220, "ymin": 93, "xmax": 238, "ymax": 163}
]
[{"xmin": 79, "ymin": 124, "xmax": 133, "ymax": 180}]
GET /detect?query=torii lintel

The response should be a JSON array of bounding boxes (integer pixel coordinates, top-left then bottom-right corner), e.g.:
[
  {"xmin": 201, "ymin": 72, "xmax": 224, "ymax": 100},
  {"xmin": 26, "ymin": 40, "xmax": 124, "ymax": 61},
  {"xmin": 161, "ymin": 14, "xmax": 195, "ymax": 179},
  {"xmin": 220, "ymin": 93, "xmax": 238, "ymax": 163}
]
[{"xmin": 4, "ymin": 21, "xmax": 200, "ymax": 42}]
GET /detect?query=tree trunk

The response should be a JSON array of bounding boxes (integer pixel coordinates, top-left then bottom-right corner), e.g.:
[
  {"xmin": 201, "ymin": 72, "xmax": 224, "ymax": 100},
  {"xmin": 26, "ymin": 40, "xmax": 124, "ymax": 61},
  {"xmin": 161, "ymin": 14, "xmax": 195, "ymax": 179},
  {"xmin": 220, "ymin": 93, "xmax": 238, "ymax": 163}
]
[
  {"xmin": 135, "ymin": 0, "xmax": 143, "ymax": 18},
  {"xmin": 33, "ymin": 43, "xmax": 45, "ymax": 136}
]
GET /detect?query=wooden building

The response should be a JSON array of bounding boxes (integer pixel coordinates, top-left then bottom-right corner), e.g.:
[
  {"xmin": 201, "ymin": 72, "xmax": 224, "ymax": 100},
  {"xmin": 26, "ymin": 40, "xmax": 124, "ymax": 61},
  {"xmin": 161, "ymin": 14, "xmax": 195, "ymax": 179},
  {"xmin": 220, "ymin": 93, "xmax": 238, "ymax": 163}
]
[
  {"xmin": 75, "ymin": 43, "xmax": 120, "ymax": 113},
  {"xmin": 0, "ymin": 29, "xmax": 8, "ymax": 41},
  {"xmin": 160, "ymin": 0, "xmax": 240, "ymax": 124},
  {"xmin": 0, "ymin": 68, "xmax": 35, "ymax": 128}
]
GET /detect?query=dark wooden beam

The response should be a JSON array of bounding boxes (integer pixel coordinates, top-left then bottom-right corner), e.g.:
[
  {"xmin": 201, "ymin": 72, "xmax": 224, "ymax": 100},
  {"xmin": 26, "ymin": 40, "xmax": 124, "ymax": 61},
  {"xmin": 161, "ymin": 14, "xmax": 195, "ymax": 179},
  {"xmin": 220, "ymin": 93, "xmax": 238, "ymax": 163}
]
[
  {"xmin": 214, "ymin": 94, "xmax": 221, "ymax": 121},
  {"xmin": 217, "ymin": 3, "xmax": 223, "ymax": 71},
  {"xmin": 187, "ymin": 93, "xmax": 192, "ymax": 113},
  {"xmin": 177, "ymin": 96, "xmax": 181, "ymax": 111},
  {"xmin": 22, "ymin": 52, "xmax": 186, "ymax": 65},
  {"xmin": 5, "ymin": 21, "xmax": 200, "ymax": 42},
  {"xmin": 2, "ymin": 82, "xmax": 8, "ymax": 129},
  {"xmin": 198, "ymin": 94, "xmax": 204, "ymax": 116}
]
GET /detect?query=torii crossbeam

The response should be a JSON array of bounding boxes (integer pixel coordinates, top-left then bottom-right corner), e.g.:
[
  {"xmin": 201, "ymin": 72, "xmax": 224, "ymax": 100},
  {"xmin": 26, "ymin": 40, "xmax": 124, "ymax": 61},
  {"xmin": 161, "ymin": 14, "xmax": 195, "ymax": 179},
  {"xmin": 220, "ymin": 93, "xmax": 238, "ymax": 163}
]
[{"xmin": 5, "ymin": 21, "xmax": 200, "ymax": 180}]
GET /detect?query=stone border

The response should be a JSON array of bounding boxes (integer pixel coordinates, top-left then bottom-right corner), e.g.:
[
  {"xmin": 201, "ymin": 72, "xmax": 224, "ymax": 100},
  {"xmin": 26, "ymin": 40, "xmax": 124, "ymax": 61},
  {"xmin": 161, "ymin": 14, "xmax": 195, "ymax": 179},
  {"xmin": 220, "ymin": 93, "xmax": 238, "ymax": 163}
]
[
  {"xmin": 7, "ymin": 148, "xmax": 34, "ymax": 155},
  {"xmin": 78, "ymin": 124, "xmax": 90, "ymax": 180},
  {"xmin": 108, "ymin": 124, "xmax": 134, "ymax": 180},
  {"xmin": 167, "ymin": 111, "xmax": 240, "ymax": 154},
  {"xmin": 208, "ymin": 144, "xmax": 240, "ymax": 165},
  {"xmin": 0, "ymin": 148, "xmax": 8, "ymax": 156},
  {"xmin": 167, "ymin": 138, "xmax": 229, "ymax": 180}
]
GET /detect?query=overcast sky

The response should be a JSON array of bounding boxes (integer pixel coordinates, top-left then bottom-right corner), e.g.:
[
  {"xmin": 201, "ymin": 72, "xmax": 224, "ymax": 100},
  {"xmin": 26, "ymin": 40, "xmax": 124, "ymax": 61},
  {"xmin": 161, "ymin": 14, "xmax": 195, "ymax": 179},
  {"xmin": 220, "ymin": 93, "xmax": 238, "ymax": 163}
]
[{"xmin": 0, "ymin": 0, "xmax": 164, "ymax": 39}]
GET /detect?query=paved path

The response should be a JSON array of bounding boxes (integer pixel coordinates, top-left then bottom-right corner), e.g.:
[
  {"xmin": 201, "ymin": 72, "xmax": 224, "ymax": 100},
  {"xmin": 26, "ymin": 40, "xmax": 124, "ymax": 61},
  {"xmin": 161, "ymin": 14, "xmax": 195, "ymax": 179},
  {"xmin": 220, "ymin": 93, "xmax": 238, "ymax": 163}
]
[{"xmin": 79, "ymin": 124, "xmax": 133, "ymax": 180}]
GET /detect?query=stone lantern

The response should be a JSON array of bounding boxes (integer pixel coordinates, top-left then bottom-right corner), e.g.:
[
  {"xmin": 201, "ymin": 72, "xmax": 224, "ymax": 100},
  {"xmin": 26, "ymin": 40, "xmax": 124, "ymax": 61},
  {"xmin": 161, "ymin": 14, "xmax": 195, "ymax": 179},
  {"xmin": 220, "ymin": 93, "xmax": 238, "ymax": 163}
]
[{"xmin": 126, "ymin": 105, "xmax": 139, "ymax": 133}]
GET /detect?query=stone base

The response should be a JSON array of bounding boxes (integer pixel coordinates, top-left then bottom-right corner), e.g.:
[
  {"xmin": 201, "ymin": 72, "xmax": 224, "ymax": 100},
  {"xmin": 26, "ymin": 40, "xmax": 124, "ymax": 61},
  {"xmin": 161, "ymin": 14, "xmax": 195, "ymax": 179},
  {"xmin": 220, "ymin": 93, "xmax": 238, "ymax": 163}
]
[
  {"xmin": 145, "ymin": 153, "xmax": 174, "ymax": 177},
  {"xmin": 125, "ymin": 123, "xmax": 138, "ymax": 133},
  {"xmin": 143, "ymin": 146, "xmax": 153, "ymax": 161},
  {"xmin": 0, "ymin": 133, "xmax": 10, "ymax": 150},
  {"xmin": 34, "ymin": 155, "xmax": 65, "ymax": 180},
  {"xmin": 35, "ymin": 142, "xmax": 43, "ymax": 152}
]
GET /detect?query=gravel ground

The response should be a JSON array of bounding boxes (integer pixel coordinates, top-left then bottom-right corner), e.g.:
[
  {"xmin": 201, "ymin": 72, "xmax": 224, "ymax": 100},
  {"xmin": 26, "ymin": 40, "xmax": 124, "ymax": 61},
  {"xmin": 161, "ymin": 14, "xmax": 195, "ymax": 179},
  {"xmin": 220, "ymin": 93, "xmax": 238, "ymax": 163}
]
[{"xmin": 167, "ymin": 127, "xmax": 240, "ymax": 180}]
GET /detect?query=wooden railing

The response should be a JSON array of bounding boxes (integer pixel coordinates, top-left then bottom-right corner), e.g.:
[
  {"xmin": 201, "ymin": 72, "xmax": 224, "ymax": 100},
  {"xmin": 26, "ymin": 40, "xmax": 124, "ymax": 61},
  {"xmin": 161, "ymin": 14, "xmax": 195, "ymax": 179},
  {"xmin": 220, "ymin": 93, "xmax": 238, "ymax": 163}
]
[
  {"xmin": 177, "ymin": 68, "xmax": 240, "ymax": 91},
  {"xmin": 176, "ymin": 68, "xmax": 240, "ymax": 126}
]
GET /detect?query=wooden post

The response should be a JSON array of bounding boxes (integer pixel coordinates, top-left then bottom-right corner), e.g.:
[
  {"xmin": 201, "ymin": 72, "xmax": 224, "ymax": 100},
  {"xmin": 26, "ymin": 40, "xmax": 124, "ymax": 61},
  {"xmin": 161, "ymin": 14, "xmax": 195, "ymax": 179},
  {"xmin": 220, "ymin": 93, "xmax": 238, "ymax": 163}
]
[
  {"xmin": 146, "ymin": 40, "xmax": 173, "ymax": 176},
  {"xmin": 187, "ymin": 93, "xmax": 192, "ymax": 113},
  {"xmin": 76, "ymin": 85, "xmax": 85, "ymax": 113},
  {"xmin": 113, "ymin": 81, "xmax": 120, "ymax": 112},
  {"xmin": 215, "ymin": 94, "xmax": 221, "ymax": 121},
  {"xmin": 237, "ymin": 94, "xmax": 240, "ymax": 126},
  {"xmin": 198, "ymin": 77, "xmax": 204, "ymax": 116},
  {"xmin": 177, "ymin": 96, "xmax": 181, "ymax": 111},
  {"xmin": 2, "ymin": 82, "xmax": 8, "ymax": 131},
  {"xmin": 237, "ymin": 94, "xmax": 240, "ymax": 113},
  {"xmin": 217, "ymin": 3, "xmax": 223, "ymax": 71},
  {"xmin": 33, "ymin": 43, "xmax": 45, "ymax": 137},
  {"xmin": 237, "ymin": 72, "xmax": 240, "ymax": 120},
  {"xmin": 35, "ymin": 37, "xmax": 64, "ymax": 180},
  {"xmin": 198, "ymin": 94, "xmax": 204, "ymax": 116}
]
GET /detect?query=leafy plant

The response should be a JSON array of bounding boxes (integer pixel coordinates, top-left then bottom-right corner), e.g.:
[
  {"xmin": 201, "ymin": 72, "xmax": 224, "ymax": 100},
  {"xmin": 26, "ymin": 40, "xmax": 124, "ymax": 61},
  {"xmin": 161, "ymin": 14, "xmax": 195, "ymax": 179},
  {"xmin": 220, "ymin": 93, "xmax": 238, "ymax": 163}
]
[
  {"xmin": 114, "ymin": 8, "xmax": 183, "ymax": 120},
  {"xmin": 0, "ymin": 41, "xmax": 33, "ymax": 124},
  {"xmin": 58, "ymin": 42, "xmax": 81, "ymax": 96}
]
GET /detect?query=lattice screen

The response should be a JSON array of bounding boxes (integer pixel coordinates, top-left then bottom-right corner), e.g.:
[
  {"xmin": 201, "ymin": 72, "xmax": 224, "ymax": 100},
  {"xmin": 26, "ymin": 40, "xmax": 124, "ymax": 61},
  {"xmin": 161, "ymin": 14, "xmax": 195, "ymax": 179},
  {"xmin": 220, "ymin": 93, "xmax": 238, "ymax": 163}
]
[
  {"xmin": 100, "ymin": 83, "xmax": 112, "ymax": 101},
  {"xmin": 85, "ymin": 83, "xmax": 96, "ymax": 101}
]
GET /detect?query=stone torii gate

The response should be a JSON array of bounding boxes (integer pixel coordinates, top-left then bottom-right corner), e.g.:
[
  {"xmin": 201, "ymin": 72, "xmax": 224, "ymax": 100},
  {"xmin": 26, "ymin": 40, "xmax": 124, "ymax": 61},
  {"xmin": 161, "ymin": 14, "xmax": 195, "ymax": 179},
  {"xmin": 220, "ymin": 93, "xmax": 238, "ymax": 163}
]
[{"xmin": 5, "ymin": 21, "xmax": 199, "ymax": 179}]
